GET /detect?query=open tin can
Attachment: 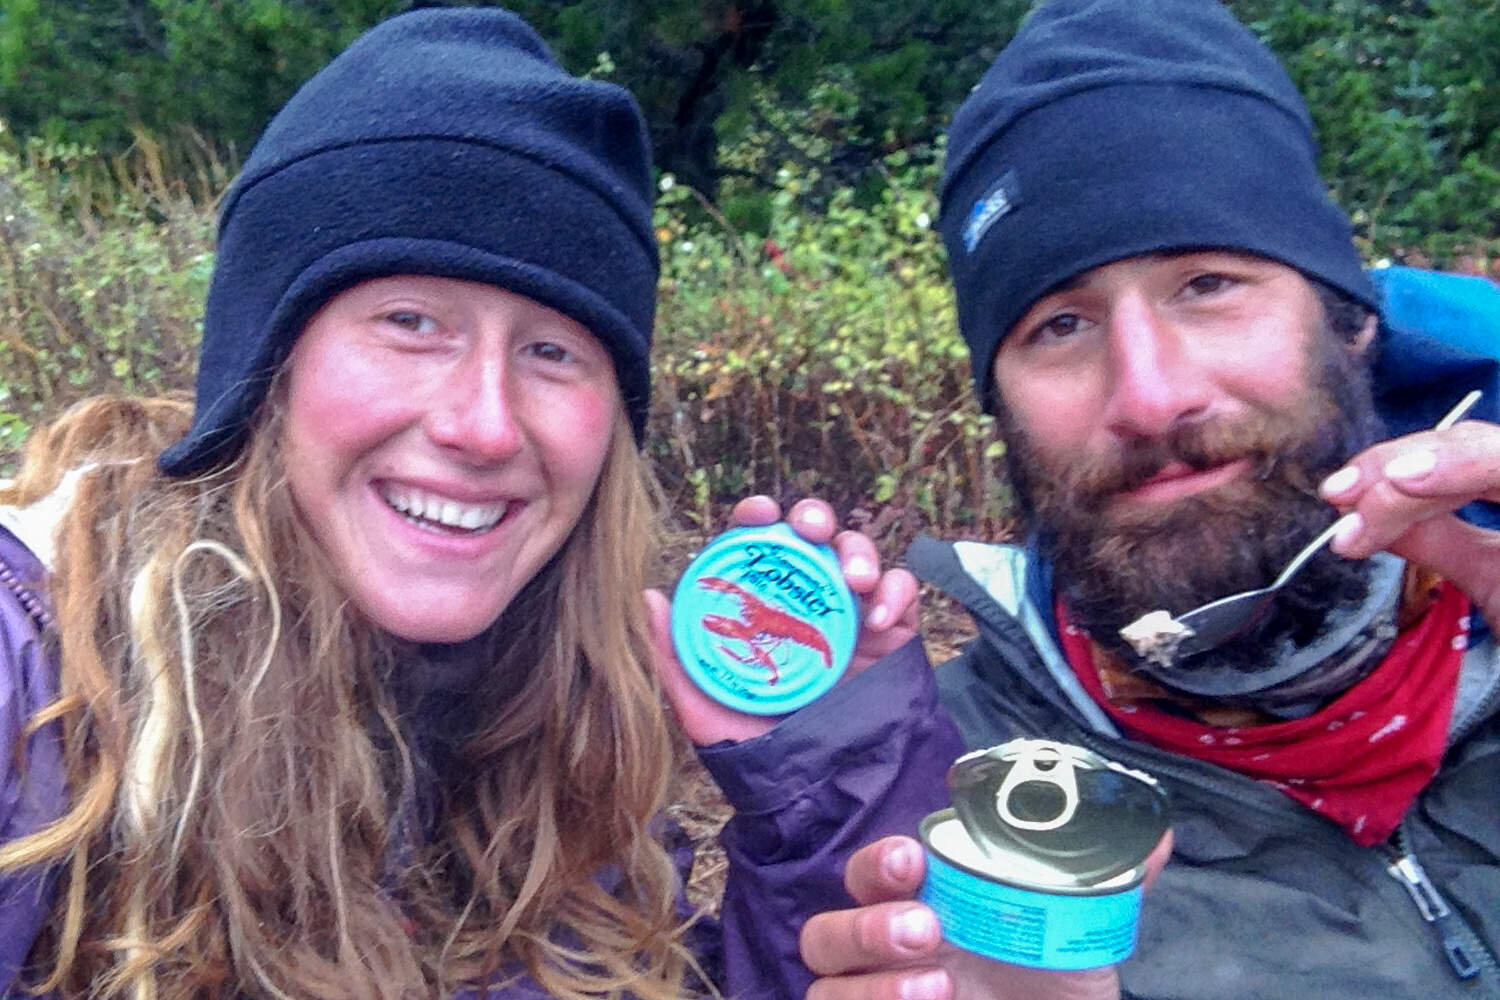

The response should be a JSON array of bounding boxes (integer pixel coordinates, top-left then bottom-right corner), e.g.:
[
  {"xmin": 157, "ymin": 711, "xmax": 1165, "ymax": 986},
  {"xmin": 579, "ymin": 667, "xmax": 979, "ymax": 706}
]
[
  {"xmin": 670, "ymin": 522, "xmax": 857, "ymax": 715},
  {"xmin": 919, "ymin": 738, "xmax": 1170, "ymax": 970}
]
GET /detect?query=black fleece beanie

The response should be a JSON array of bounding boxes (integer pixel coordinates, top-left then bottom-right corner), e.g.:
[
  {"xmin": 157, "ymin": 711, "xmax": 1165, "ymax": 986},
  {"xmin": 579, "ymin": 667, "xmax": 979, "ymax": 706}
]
[
  {"xmin": 160, "ymin": 6, "xmax": 658, "ymax": 476},
  {"xmin": 939, "ymin": 0, "xmax": 1379, "ymax": 413}
]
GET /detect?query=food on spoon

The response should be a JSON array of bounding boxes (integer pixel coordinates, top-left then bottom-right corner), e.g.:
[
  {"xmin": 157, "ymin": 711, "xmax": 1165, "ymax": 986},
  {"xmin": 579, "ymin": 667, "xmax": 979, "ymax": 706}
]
[{"xmin": 1119, "ymin": 610, "xmax": 1195, "ymax": 668}]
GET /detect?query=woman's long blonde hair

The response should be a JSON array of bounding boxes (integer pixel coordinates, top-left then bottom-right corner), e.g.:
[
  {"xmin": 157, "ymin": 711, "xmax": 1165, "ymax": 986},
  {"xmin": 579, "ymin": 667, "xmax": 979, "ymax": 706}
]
[{"xmin": 0, "ymin": 392, "xmax": 701, "ymax": 999}]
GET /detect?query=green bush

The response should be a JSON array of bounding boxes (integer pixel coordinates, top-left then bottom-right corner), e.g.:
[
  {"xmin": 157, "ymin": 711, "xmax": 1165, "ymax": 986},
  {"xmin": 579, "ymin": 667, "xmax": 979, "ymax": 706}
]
[
  {"xmin": 0, "ymin": 135, "xmax": 211, "ymax": 456},
  {"xmin": 4, "ymin": 1, "xmax": 1495, "ymax": 259},
  {"xmin": 651, "ymin": 155, "xmax": 1011, "ymax": 545},
  {"xmin": 0, "ymin": 142, "xmax": 1004, "ymax": 547},
  {"xmin": 1236, "ymin": 0, "xmax": 1500, "ymax": 256}
]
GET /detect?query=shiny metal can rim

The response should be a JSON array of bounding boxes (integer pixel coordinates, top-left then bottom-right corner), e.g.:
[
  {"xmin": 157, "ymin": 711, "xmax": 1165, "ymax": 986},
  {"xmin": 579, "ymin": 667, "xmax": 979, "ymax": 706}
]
[{"xmin": 919, "ymin": 807, "xmax": 1148, "ymax": 897}]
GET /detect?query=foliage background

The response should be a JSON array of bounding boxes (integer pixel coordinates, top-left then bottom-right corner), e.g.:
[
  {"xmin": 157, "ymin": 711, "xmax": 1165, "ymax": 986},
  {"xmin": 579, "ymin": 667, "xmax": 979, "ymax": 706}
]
[
  {"xmin": 1, "ymin": 0, "xmax": 1497, "ymax": 548},
  {"xmin": 2, "ymin": 0, "xmax": 1497, "ymax": 908}
]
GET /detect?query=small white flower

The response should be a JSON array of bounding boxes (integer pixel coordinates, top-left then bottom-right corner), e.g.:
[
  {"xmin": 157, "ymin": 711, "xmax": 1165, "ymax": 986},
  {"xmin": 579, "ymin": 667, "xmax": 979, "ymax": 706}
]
[
  {"xmin": 658, "ymin": 174, "xmax": 676, "ymax": 192},
  {"xmin": 915, "ymin": 211, "xmax": 931, "ymax": 229},
  {"xmin": 680, "ymin": 241, "xmax": 694, "ymax": 254}
]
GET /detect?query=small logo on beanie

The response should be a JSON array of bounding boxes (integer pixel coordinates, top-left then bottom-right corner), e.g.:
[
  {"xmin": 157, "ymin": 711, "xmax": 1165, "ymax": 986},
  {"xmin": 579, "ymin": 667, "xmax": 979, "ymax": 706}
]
[{"xmin": 963, "ymin": 169, "xmax": 1021, "ymax": 253}]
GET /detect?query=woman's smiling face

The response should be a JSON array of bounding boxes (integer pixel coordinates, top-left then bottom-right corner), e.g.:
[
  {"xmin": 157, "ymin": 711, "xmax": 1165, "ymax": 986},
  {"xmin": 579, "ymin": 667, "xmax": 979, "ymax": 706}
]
[{"xmin": 280, "ymin": 275, "xmax": 619, "ymax": 642}]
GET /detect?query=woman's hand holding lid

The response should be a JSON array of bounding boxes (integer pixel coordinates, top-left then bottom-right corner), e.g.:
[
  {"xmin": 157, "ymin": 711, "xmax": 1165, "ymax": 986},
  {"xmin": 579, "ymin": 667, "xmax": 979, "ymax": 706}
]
[{"xmin": 645, "ymin": 496, "xmax": 920, "ymax": 746}]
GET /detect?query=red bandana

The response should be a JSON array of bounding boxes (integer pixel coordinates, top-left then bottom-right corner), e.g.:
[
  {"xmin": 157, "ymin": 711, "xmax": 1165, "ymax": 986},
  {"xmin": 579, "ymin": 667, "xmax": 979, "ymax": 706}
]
[{"xmin": 1058, "ymin": 584, "xmax": 1471, "ymax": 845}]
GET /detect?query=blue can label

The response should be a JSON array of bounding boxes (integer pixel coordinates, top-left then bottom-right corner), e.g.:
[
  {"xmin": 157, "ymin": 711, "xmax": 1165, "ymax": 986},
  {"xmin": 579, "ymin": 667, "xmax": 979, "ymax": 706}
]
[
  {"xmin": 920, "ymin": 812, "xmax": 1143, "ymax": 970},
  {"xmin": 670, "ymin": 523, "xmax": 857, "ymax": 715}
]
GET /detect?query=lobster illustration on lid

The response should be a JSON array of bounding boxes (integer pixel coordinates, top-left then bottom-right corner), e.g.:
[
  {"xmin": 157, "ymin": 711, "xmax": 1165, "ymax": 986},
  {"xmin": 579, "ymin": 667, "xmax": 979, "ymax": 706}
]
[
  {"xmin": 670, "ymin": 523, "xmax": 857, "ymax": 715},
  {"xmin": 696, "ymin": 576, "xmax": 834, "ymax": 685}
]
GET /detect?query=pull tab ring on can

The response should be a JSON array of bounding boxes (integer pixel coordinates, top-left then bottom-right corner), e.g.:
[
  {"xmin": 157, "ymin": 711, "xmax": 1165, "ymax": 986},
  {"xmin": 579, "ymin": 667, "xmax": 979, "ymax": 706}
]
[
  {"xmin": 995, "ymin": 743, "xmax": 1079, "ymax": 831},
  {"xmin": 946, "ymin": 738, "xmax": 1170, "ymax": 885},
  {"xmin": 921, "ymin": 739, "xmax": 1172, "ymax": 971}
]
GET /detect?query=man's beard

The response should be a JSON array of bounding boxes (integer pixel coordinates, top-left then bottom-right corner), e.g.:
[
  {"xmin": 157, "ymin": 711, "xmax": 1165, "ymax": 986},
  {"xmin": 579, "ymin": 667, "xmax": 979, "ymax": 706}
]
[{"xmin": 1001, "ymin": 330, "xmax": 1387, "ymax": 676}]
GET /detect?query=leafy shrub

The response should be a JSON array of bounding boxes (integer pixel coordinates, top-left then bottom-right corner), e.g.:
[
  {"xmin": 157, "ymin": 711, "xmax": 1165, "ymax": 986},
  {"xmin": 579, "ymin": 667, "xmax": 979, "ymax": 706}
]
[
  {"xmin": 650, "ymin": 156, "xmax": 1012, "ymax": 546},
  {"xmin": 1235, "ymin": 0, "xmax": 1500, "ymax": 257},
  {"xmin": 0, "ymin": 134, "xmax": 211, "ymax": 457},
  {"xmin": 0, "ymin": 140, "xmax": 1005, "ymax": 548},
  {"xmin": 5, "ymin": 1, "xmax": 1494, "ymax": 262}
]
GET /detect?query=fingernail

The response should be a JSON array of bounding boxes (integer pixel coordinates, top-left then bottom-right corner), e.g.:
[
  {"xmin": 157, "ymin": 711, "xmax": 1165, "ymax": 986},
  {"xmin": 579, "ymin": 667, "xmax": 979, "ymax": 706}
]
[
  {"xmin": 900, "ymin": 969, "xmax": 949, "ymax": 1000},
  {"xmin": 1331, "ymin": 511, "xmax": 1363, "ymax": 552},
  {"xmin": 867, "ymin": 603, "xmax": 890, "ymax": 628},
  {"xmin": 883, "ymin": 839, "xmax": 919, "ymax": 882},
  {"xmin": 1320, "ymin": 466, "xmax": 1359, "ymax": 496},
  {"xmin": 845, "ymin": 555, "xmax": 874, "ymax": 578},
  {"xmin": 798, "ymin": 505, "xmax": 830, "ymax": 527},
  {"xmin": 1383, "ymin": 448, "xmax": 1437, "ymax": 480},
  {"xmin": 890, "ymin": 907, "xmax": 938, "ymax": 951}
]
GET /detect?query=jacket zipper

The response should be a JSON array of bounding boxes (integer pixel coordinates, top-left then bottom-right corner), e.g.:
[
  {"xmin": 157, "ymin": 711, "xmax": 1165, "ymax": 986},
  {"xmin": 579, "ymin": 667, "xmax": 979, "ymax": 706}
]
[
  {"xmin": 0, "ymin": 551, "xmax": 52, "ymax": 632},
  {"xmin": 1385, "ymin": 826, "xmax": 1500, "ymax": 986}
]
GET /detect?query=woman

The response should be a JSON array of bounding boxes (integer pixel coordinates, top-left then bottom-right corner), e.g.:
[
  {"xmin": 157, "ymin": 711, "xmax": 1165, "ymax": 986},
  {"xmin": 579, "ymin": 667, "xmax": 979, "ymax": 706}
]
[{"xmin": 0, "ymin": 9, "xmax": 932, "ymax": 998}]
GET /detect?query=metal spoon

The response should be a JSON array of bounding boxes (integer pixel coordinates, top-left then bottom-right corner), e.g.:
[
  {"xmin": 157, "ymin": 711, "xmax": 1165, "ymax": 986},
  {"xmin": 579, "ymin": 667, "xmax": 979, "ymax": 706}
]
[{"xmin": 1120, "ymin": 389, "xmax": 1482, "ymax": 668}]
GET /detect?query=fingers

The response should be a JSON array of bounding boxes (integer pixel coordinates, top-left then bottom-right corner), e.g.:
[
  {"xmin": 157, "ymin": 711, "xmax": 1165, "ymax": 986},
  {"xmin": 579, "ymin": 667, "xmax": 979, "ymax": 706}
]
[
  {"xmin": 800, "ymin": 901, "xmax": 944, "ymax": 977},
  {"xmin": 801, "ymin": 838, "xmax": 941, "ymax": 980},
  {"xmin": 1141, "ymin": 830, "xmax": 1174, "ymax": 891},
  {"xmin": 832, "ymin": 528, "xmax": 917, "ymax": 627},
  {"xmin": 1320, "ymin": 419, "xmax": 1500, "ymax": 558},
  {"xmin": 1318, "ymin": 421, "xmax": 1500, "ymax": 612},
  {"xmin": 727, "ymin": 495, "xmax": 843, "ymax": 545},
  {"xmin": 844, "ymin": 836, "xmax": 928, "ymax": 904},
  {"xmin": 728, "ymin": 494, "xmax": 784, "ymax": 528},
  {"xmin": 806, "ymin": 967, "xmax": 952, "ymax": 1000},
  {"xmin": 643, "ymin": 588, "xmax": 775, "ymax": 745},
  {"xmin": 865, "ymin": 563, "xmax": 920, "ymax": 631},
  {"xmin": 729, "ymin": 496, "xmax": 859, "ymax": 550},
  {"xmin": 1385, "ymin": 517, "xmax": 1500, "ymax": 622},
  {"xmin": 788, "ymin": 497, "xmax": 841, "ymax": 545},
  {"xmin": 803, "ymin": 835, "xmax": 1146, "ymax": 1000},
  {"xmin": 728, "ymin": 498, "xmax": 910, "ymax": 622},
  {"xmin": 941, "ymin": 950, "xmax": 1122, "ymax": 1000}
]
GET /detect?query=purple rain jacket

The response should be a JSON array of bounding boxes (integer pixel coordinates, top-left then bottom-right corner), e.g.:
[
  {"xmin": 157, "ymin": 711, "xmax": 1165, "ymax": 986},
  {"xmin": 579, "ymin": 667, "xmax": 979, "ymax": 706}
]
[
  {"xmin": 0, "ymin": 518, "xmax": 962, "ymax": 998},
  {"xmin": 0, "ymin": 523, "xmax": 66, "ymax": 995}
]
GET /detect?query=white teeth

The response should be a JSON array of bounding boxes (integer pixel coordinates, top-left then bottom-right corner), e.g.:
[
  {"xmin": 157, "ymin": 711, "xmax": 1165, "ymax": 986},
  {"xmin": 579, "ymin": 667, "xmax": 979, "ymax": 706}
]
[{"xmin": 379, "ymin": 485, "xmax": 507, "ymax": 533}]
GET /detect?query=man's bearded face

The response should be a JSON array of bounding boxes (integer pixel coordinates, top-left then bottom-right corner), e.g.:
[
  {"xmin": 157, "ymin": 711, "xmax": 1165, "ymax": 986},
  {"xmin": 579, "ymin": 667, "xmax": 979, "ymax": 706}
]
[{"xmin": 997, "ymin": 313, "xmax": 1386, "ymax": 672}]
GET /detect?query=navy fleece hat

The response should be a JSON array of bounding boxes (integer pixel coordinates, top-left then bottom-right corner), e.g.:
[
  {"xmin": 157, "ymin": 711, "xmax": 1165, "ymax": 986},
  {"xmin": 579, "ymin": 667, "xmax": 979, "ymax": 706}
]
[
  {"xmin": 939, "ymin": 0, "xmax": 1379, "ymax": 413},
  {"xmin": 160, "ymin": 7, "xmax": 658, "ymax": 476}
]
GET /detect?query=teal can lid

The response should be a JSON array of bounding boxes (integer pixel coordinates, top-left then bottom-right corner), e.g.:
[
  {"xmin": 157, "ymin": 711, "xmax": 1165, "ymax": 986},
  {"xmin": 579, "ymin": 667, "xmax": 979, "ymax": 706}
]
[{"xmin": 670, "ymin": 522, "xmax": 858, "ymax": 715}]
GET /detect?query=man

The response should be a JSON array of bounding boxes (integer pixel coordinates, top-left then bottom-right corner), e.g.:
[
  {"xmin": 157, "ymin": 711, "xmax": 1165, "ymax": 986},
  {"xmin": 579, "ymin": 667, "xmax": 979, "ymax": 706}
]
[{"xmin": 796, "ymin": 0, "xmax": 1500, "ymax": 997}]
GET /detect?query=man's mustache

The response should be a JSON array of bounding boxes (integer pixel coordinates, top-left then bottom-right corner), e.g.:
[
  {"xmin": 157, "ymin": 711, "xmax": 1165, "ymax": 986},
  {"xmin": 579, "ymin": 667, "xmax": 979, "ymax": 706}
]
[{"xmin": 1061, "ymin": 411, "xmax": 1304, "ymax": 505}]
